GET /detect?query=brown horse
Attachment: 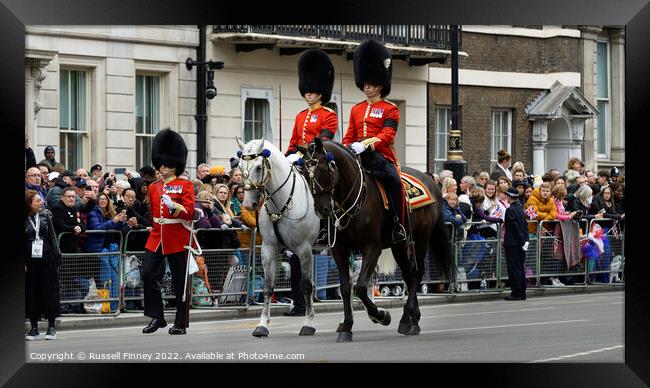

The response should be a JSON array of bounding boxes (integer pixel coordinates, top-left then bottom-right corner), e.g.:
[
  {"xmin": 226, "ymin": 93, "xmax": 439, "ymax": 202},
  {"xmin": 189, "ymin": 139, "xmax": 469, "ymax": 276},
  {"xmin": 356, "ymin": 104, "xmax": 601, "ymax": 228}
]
[{"xmin": 298, "ymin": 137, "xmax": 454, "ymax": 342}]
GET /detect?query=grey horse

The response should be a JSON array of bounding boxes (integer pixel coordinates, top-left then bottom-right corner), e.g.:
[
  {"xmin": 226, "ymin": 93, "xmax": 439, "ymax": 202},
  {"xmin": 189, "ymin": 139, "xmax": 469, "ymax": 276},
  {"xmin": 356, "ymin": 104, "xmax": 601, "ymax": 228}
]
[{"xmin": 236, "ymin": 138, "xmax": 320, "ymax": 337}]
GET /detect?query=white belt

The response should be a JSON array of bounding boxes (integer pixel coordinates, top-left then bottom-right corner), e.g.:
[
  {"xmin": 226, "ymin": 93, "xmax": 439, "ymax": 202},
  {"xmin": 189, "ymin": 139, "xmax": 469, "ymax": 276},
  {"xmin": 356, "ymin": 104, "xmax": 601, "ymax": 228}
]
[{"xmin": 154, "ymin": 217, "xmax": 188, "ymax": 225}]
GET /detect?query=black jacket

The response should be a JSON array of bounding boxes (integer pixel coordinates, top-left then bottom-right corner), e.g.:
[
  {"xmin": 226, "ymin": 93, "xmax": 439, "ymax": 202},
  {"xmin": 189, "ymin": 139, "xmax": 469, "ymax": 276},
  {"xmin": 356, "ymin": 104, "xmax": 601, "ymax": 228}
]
[
  {"xmin": 504, "ymin": 201, "xmax": 529, "ymax": 248},
  {"xmin": 590, "ymin": 196, "xmax": 622, "ymax": 220},
  {"xmin": 566, "ymin": 196, "xmax": 597, "ymax": 221},
  {"xmin": 117, "ymin": 200, "xmax": 153, "ymax": 252},
  {"xmin": 51, "ymin": 202, "xmax": 86, "ymax": 253},
  {"xmin": 25, "ymin": 211, "xmax": 61, "ymax": 271}
]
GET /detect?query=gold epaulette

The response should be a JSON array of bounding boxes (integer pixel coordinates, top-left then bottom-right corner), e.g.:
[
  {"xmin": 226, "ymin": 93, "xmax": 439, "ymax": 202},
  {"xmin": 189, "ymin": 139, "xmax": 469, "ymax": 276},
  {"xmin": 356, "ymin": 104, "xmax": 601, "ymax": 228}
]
[
  {"xmin": 322, "ymin": 105, "xmax": 335, "ymax": 113},
  {"xmin": 383, "ymin": 99, "xmax": 397, "ymax": 107}
]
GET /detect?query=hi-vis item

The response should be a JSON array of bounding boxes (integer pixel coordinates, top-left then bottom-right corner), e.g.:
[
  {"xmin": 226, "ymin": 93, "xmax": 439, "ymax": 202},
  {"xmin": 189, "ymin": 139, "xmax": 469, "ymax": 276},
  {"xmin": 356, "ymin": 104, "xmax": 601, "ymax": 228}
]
[{"xmin": 28, "ymin": 215, "xmax": 43, "ymax": 258}]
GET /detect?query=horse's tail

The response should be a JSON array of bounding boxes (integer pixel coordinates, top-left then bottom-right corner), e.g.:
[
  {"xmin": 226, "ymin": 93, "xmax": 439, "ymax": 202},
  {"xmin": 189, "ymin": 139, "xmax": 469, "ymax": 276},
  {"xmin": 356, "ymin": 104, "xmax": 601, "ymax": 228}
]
[
  {"xmin": 429, "ymin": 216, "xmax": 457, "ymax": 285},
  {"xmin": 377, "ymin": 248, "xmax": 397, "ymax": 275}
]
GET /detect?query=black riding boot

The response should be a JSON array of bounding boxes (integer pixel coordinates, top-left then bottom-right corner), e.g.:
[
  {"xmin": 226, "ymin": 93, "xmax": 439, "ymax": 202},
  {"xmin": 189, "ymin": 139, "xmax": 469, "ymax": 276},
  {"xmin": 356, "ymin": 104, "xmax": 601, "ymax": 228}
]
[
  {"xmin": 315, "ymin": 218, "xmax": 329, "ymax": 248},
  {"xmin": 384, "ymin": 172, "xmax": 407, "ymax": 245}
]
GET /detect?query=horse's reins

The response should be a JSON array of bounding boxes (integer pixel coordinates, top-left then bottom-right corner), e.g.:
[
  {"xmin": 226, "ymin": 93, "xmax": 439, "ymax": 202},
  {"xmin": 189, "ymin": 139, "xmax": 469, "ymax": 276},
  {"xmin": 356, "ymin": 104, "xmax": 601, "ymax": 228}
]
[
  {"xmin": 240, "ymin": 147, "xmax": 310, "ymax": 248},
  {"xmin": 305, "ymin": 148, "xmax": 366, "ymax": 247}
]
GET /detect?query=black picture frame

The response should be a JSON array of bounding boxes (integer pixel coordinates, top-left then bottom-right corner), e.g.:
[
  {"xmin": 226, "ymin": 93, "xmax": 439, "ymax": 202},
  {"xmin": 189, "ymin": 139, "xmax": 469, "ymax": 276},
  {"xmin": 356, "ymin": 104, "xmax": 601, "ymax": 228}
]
[{"xmin": 1, "ymin": 0, "xmax": 647, "ymax": 385}]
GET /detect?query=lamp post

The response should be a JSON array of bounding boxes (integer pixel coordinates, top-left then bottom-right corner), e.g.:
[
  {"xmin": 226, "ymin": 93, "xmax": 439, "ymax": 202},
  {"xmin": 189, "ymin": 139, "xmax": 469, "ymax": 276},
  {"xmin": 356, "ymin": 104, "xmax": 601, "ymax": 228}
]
[
  {"xmin": 186, "ymin": 25, "xmax": 224, "ymax": 165},
  {"xmin": 443, "ymin": 25, "xmax": 467, "ymax": 186}
]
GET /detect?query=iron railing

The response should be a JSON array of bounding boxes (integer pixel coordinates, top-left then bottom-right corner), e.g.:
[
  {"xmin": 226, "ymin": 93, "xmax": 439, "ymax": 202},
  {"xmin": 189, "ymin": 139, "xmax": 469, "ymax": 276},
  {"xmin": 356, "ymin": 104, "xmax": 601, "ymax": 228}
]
[{"xmin": 213, "ymin": 25, "xmax": 460, "ymax": 50}]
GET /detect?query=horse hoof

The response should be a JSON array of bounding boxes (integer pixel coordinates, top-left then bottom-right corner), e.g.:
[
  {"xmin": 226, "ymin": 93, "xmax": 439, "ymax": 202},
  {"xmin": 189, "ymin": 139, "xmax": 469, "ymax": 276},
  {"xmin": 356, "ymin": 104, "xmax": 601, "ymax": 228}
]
[
  {"xmin": 336, "ymin": 331, "xmax": 353, "ymax": 342},
  {"xmin": 252, "ymin": 326, "xmax": 269, "ymax": 337},
  {"xmin": 406, "ymin": 325, "xmax": 421, "ymax": 336},
  {"xmin": 299, "ymin": 326, "xmax": 316, "ymax": 336},
  {"xmin": 380, "ymin": 310, "xmax": 391, "ymax": 326},
  {"xmin": 397, "ymin": 321, "xmax": 411, "ymax": 335}
]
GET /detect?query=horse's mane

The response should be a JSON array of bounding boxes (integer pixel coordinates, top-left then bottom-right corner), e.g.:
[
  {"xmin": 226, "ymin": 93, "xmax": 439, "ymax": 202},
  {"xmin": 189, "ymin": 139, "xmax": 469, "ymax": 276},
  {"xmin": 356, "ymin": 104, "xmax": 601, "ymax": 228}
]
[{"xmin": 322, "ymin": 140, "xmax": 356, "ymax": 163}]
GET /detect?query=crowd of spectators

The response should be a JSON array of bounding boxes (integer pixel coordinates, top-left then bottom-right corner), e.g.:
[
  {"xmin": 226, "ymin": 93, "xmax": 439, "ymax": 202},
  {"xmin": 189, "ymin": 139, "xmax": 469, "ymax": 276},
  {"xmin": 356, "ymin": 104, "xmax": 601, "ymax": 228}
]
[
  {"xmin": 439, "ymin": 149, "xmax": 625, "ymax": 286},
  {"xmin": 24, "ymin": 137, "xmax": 256, "ymax": 317}
]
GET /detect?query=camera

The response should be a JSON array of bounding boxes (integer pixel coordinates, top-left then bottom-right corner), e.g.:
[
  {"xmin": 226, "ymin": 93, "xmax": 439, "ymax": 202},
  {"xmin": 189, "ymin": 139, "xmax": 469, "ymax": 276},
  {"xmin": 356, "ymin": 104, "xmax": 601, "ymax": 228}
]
[{"xmin": 205, "ymin": 70, "xmax": 217, "ymax": 100}]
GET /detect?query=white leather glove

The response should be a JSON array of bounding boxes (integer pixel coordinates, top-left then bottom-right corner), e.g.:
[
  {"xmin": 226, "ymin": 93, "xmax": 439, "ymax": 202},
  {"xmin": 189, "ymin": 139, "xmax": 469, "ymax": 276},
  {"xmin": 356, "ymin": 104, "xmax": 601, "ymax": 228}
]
[
  {"xmin": 350, "ymin": 142, "xmax": 367, "ymax": 155},
  {"xmin": 522, "ymin": 241, "xmax": 529, "ymax": 251},
  {"xmin": 161, "ymin": 194, "xmax": 175, "ymax": 211},
  {"xmin": 286, "ymin": 153, "xmax": 301, "ymax": 165}
]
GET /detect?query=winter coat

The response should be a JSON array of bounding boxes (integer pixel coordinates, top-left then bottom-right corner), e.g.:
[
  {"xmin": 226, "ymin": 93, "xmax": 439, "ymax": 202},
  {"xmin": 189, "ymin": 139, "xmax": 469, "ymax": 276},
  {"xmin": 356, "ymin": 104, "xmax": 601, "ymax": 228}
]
[
  {"xmin": 25, "ymin": 210, "xmax": 61, "ymax": 271},
  {"xmin": 591, "ymin": 196, "xmax": 623, "ymax": 220},
  {"xmin": 553, "ymin": 197, "xmax": 573, "ymax": 221},
  {"xmin": 469, "ymin": 198, "xmax": 503, "ymax": 236},
  {"xmin": 51, "ymin": 202, "xmax": 86, "ymax": 253},
  {"xmin": 85, "ymin": 206, "xmax": 124, "ymax": 253},
  {"xmin": 525, "ymin": 188, "xmax": 558, "ymax": 234},
  {"xmin": 238, "ymin": 205, "xmax": 262, "ymax": 249},
  {"xmin": 442, "ymin": 198, "xmax": 467, "ymax": 228}
]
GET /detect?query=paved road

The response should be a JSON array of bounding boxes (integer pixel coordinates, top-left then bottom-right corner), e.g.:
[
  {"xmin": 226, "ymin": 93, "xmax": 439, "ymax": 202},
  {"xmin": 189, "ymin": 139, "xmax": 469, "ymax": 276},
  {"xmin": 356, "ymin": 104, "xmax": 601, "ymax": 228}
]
[{"xmin": 26, "ymin": 291, "xmax": 623, "ymax": 363}]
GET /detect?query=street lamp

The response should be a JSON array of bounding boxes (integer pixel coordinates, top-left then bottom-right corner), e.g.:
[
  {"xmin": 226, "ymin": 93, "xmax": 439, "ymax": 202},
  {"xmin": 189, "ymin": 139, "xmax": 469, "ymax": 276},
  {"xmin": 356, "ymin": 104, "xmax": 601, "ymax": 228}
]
[{"xmin": 185, "ymin": 25, "xmax": 225, "ymax": 166}]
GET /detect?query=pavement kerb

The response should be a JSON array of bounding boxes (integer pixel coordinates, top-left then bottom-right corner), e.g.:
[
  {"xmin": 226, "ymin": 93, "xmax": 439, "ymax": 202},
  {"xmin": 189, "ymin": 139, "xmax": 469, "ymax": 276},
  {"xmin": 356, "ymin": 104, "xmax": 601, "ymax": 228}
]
[{"xmin": 30, "ymin": 283, "xmax": 624, "ymax": 332}]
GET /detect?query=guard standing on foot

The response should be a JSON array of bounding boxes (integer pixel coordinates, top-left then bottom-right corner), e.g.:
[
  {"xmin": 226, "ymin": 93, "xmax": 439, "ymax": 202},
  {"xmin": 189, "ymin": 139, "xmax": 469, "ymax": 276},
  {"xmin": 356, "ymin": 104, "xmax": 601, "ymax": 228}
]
[
  {"xmin": 343, "ymin": 39, "xmax": 407, "ymax": 244},
  {"xmin": 142, "ymin": 128, "xmax": 195, "ymax": 335}
]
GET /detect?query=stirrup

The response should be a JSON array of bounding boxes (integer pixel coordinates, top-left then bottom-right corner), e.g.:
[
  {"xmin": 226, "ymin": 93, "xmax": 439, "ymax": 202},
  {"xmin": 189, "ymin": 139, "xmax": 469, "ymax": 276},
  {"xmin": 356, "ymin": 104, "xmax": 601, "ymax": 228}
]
[{"xmin": 392, "ymin": 223, "xmax": 407, "ymax": 244}]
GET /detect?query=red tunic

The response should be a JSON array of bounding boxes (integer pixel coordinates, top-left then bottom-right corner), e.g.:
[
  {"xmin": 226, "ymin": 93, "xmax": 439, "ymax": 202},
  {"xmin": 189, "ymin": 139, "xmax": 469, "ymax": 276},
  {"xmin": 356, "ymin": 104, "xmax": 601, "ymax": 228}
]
[
  {"xmin": 145, "ymin": 178, "xmax": 195, "ymax": 255},
  {"xmin": 342, "ymin": 99, "xmax": 400, "ymax": 165},
  {"xmin": 286, "ymin": 104, "xmax": 338, "ymax": 155}
]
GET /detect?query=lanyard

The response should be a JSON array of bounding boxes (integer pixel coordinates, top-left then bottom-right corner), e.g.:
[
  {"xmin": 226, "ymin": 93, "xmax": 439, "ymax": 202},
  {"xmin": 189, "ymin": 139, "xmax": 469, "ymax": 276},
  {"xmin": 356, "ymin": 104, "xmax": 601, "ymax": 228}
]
[{"xmin": 28, "ymin": 214, "xmax": 41, "ymax": 240}]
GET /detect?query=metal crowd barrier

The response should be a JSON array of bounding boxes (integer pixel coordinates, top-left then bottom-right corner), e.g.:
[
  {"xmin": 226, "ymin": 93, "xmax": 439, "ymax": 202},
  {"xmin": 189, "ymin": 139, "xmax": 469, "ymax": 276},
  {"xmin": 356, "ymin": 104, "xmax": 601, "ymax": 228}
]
[
  {"xmin": 585, "ymin": 218, "xmax": 625, "ymax": 284},
  {"xmin": 57, "ymin": 230, "xmax": 123, "ymax": 316},
  {"xmin": 54, "ymin": 217, "xmax": 625, "ymax": 315},
  {"xmin": 419, "ymin": 222, "xmax": 456, "ymax": 294},
  {"xmin": 192, "ymin": 227, "xmax": 254, "ymax": 308}
]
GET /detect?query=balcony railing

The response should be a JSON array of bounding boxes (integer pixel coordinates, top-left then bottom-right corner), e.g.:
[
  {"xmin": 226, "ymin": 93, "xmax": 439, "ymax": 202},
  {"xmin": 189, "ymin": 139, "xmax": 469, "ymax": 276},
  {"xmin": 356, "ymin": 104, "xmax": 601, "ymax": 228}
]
[{"xmin": 213, "ymin": 25, "xmax": 461, "ymax": 50}]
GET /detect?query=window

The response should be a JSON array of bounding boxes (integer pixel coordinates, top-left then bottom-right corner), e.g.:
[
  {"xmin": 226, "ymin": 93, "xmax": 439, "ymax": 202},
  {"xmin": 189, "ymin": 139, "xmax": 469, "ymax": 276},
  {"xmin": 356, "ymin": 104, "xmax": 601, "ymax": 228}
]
[
  {"xmin": 242, "ymin": 88, "xmax": 273, "ymax": 143},
  {"xmin": 59, "ymin": 69, "xmax": 88, "ymax": 171},
  {"xmin": 434, "ymin": 107, "xmax": 451, "ymax": 173},
  {"xmin": 595, "ymin": 41, "xmax": 610, "ymax": 158},
  {"xmin": 491, "ymin": 109, "xmax": 512, "ymax": 163},
  {"xmin": 135, "ymin": 74, "xmax": 161, "ymax": 169}
]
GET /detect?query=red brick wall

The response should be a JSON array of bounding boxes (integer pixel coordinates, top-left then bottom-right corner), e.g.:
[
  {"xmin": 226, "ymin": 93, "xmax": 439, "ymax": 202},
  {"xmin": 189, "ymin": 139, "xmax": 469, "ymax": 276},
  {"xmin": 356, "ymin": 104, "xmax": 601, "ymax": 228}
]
[{"xmin": 428, "ymin": 85, "xmax": 543, "ymax": 175}]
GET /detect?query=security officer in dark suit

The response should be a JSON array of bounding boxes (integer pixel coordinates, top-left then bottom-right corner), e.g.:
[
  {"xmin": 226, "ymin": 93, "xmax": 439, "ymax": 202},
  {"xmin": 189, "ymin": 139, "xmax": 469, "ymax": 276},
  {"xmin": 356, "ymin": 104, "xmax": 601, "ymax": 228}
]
[{"xmin": 503, "ymin": 187, "xmax": 529, "ymax": 300}]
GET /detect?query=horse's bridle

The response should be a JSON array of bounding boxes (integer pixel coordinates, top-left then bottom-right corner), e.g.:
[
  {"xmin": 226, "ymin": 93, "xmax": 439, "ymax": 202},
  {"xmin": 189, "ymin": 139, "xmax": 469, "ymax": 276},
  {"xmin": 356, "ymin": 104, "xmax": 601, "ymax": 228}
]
[
  {"xmin": 239, "ymin": 148, "xmax": 303, "ymax": 223},
  {"xmin": 304, "ymin": 151, "xmax": 338, "ymax": 196},
  {"xmin": 304, "ymin": 147, "xmax": 366, "ymax": 246},
  {"xmin": 240, "ymin": 149, "xmax": 272, "ymax": 191}
]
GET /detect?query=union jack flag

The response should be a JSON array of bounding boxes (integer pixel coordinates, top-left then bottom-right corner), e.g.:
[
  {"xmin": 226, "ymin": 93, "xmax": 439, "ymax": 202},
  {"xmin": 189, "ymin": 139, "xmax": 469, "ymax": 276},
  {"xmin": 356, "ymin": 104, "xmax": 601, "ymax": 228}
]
[
  {"xmin": 493, "ymin": 209, "xmax": 503, "ymax": 219},
  {"xmin": 525, "ymin": 206, "xmax": 538, "ymax": 220}
]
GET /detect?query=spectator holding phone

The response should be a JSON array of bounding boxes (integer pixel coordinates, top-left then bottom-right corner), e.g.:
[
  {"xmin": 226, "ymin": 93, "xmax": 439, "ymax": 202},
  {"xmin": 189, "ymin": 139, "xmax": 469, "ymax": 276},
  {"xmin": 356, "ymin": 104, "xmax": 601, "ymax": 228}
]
[
  {"xmin": 591, "ymin": 186, "xmax": 624, "ymax": 221},
  {"xmin": 85, "ymin": 193, "xmax": 126, "ymax": 253}
]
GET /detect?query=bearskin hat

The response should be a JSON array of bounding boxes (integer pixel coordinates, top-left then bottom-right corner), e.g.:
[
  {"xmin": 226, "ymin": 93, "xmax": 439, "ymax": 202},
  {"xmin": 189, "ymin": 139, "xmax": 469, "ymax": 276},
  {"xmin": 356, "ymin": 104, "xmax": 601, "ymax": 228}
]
[
  {"xmin": 354, "ymin": 39, "xmax": 392, "ymax": 98},
  {"xmin": 151, "ymin": 128, "xmax": 188, "ymax": 175},
  {"xmin": 298, "ymin": 49, "xmax": 334, "ymax": 104}
]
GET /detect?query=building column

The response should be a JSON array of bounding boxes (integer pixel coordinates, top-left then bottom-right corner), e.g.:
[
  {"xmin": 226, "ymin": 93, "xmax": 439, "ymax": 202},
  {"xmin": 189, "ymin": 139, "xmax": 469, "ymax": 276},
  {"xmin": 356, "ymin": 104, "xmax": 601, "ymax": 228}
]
[
  {"xmin": 531, "ymin": 120, "xmax": 548, "ymax": 176},
  {"xmin": 570, "ymin": 118, "xmax": 586, "ymax": 161},
  {"xmin": 609, "ymin": 28, "xmax": 625, "ymax": 164},
  {"xmin": 579, "ymin": 26, "xmax": 602, "ymax": 172},
  {"xmin": 25, "ymin": 50, "xmax": 57, "ymax": 151}
]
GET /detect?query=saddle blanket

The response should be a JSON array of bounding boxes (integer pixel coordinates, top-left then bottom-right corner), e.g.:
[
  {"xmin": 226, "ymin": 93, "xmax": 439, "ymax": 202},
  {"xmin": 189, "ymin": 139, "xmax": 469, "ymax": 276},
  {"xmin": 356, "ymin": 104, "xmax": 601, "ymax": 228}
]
[{"xmin": 376, "ymin": 172, "xmax": 435, "ymax": 211}]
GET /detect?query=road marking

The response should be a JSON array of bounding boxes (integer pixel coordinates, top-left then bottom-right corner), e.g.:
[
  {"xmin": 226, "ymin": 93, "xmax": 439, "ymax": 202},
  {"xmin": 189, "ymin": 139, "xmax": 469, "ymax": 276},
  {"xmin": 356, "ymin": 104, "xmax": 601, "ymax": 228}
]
[
  {"xmin": 420, "ymin": 307, "xmax": 555, "ymax": 319},
  {"xmin": 529, "ymin": 345, "xmax": 624, "ymax": 362},
  {"xmin": 419, "ymin": 319, "xmax": 589, "ymax": 334}
]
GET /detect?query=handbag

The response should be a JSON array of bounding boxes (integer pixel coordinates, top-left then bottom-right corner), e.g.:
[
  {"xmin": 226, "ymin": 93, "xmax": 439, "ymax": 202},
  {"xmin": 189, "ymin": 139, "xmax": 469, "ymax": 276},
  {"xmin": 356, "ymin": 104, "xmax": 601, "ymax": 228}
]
[
  {"xmin": 124, "ymin": 255, "xmax": 142, "ymax": 288},
  {"xmin": 83, "ymin": 278, "xmax": 102, "ymax": 314},
  {"xmin": 98, "ymin": 280, "xmax": 112, "ymax": 314}
]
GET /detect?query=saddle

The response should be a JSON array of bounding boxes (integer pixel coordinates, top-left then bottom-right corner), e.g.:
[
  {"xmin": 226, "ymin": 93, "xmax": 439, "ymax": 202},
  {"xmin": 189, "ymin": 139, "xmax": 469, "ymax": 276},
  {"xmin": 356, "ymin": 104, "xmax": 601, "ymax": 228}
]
[{"xmin": 375, "ymin": 171, "xmax": 436, "ymax": 211}]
